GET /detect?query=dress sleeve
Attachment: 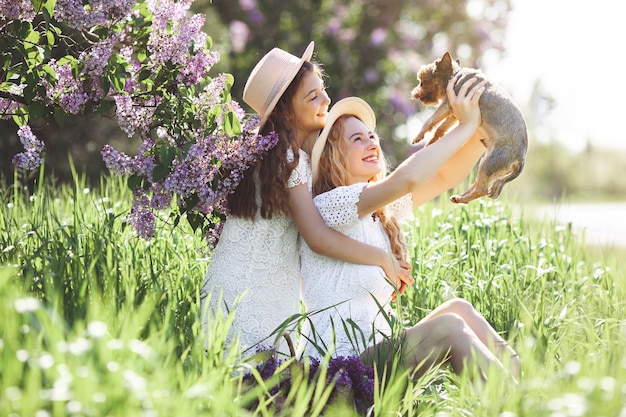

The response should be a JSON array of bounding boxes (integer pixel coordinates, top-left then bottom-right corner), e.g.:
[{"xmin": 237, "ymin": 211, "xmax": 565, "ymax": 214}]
[
  {"xmin": 387, "ymin": 194, "xmax": 413, "ymax": 223},
  {"xmin": 287, "ymin": 149, "xmax": 312, "ymax": 189},
  {"xmin": 313, "ymin": 183, "xmax": 367, "ymax": 227}
]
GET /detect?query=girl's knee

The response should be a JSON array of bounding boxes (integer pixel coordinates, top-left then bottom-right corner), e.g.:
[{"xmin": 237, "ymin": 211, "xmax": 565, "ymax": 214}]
[
  {"xmin": 443, "ymin": 297, "xmax": 476, "ymax": 315},
  {"xmin": 431, "ymin": 312, "xmax": 467, "ymax": 338}
]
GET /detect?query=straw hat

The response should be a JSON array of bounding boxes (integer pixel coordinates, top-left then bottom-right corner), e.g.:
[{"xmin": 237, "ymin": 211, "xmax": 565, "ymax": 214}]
[
  {"xmin": 311, "ymin": 97, "xmax": 376, "ymax": 183},
  {"xmin": 243, "ymin": 41, "xmax": 315, "ymax": 132}
]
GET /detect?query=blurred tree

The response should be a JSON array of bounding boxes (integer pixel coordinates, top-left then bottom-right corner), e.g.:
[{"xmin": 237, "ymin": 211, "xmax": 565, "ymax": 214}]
[
  {"xmin": 199, "ymin": 0, "xmax": 512, "ymax": 163},
  {"xmin": 1, "ymin": 0, "xmax": 511, "ymax": 181}
]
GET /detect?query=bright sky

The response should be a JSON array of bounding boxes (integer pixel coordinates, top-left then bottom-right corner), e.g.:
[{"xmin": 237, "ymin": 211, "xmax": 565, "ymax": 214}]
[{"xmin": 484, "ymin": 0, "xmax": 626, "ymax": 152}]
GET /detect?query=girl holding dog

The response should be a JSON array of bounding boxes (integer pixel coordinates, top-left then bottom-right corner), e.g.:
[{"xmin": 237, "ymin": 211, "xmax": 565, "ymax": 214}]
[
  {"xmin": 200, "ymin": 41, "xmax": 496, "ymax": 374},
  {"xmin": 301, "ymin": 88, "xmax": 520, "ymax": 380}
]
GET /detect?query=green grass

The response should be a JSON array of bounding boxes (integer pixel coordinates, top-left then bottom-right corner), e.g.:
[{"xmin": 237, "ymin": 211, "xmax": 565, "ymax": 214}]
[{"xmin": 1, "ymin": 169, "xmax": 625, "ymax": 416}]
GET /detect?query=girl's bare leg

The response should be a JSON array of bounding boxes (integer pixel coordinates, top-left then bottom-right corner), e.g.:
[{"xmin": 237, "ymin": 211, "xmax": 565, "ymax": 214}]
[
  {"xmin": 421, "ymin": 298, "xmax": 520, "ymax": 378},
  {"xmin": 362, "ymin": 312, "xmax": 502, "ymax": 381}
]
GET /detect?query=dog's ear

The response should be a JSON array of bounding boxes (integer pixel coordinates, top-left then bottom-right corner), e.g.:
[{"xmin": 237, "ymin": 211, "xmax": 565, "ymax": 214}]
[{"xmin": 438, "ymin": 52, "xmax": 454, "ymax": 75}]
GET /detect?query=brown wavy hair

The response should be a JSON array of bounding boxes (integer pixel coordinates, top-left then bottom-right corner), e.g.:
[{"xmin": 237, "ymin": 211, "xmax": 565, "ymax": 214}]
[
  {"xmin": 228, "ymin": 61, "xmax": 324, "ymax": 219},
  {"xmin": 313, "ymin": 115, "xmax": 408, "ymax": 259}
]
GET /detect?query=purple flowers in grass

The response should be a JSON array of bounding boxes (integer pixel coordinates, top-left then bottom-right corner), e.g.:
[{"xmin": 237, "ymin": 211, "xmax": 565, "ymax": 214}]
[
  {"xmin": 242, "ymin": 352, "xmax": 375, "ymax": 415},
  {"xmin": 327, "ymin": 355, "xmax": 375, "ymax": 414}
]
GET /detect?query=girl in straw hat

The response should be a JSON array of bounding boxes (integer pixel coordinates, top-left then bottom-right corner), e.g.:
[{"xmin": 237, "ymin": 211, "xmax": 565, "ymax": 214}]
[
  {"xmin": 300, "ymin": 78, "xmax": 520, "ymax": 381},
  {"xmin": 200, "ymin": 42, "xmax": 413, "ymax": 357}
]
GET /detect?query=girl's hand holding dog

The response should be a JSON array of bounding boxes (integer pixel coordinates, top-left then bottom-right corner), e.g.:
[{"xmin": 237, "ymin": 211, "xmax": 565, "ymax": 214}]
[{"xmin": 447, "ymin": 75, "xmax": 486, "ymax": 129}]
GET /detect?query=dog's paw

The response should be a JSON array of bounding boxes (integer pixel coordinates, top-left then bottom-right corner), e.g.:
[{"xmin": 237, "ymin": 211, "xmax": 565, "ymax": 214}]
[
  {"xmin": 450, "ymin": 194, "xmax": 467, "ymax": 204},
  {"xmin": 412, "ymin": 132, "xmax": 426, "ymax": 144}
]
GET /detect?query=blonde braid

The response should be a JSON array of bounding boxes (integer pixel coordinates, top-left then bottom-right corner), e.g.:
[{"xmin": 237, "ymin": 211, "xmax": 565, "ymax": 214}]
[{"xmin": 314, "ymin": 115, "xmax": 408, "ymax": 260}]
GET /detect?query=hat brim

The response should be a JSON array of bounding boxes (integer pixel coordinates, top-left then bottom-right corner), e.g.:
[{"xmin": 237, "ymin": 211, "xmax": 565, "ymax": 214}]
[
  {"xmin": 311, "ymin": 97, "xmax": 376, "ymax": 183},
  {"xmin": 258, "ymin": 41, "xmax": 315, "ymax": 132}
]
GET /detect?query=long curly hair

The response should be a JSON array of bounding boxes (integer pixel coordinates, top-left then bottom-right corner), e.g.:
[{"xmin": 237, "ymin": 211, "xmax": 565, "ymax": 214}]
[
  {"xmin": 313, "ymin": 115, "xmax": 408, "ymax": 260},
  {"xmin": 228, "ymin": 61, "xmax": 324, "ymax": 219}
]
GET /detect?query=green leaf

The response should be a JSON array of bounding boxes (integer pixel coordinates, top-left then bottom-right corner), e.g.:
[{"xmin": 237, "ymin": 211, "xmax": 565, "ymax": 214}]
[
  {"xmin": 46, "ymin": 29, "xmax": 55, "ymax": 46},
  {"xmin": 57, "ymin": 55, "xmax": 79, "ymax": 67},
  {"xmin": 152, "ymin": 163, "xmax": 170, "ymax": 182},
  {"xmin": 182, "ymin": 194, "xmax": 200, "ymax": 213},
  {"xmin": 16, "ymin": 21, "xmax": 33, "ymax": 40},
  {"xmin": 22, "ymin": 78, "xmax": 38, "ymax": 102},
  {"xmin": 127, "ymin": 175, "xmax": 144, "ymax": 190},
  {"xmin": 138, "ymin": 69, "xmax": 152, "ymax": 82},
  {"xmin": 29, "ymin": 102, "xmax": 47, "ymax": 121},
  {"xmin": 223, "ymin": 107, "xmax": 242, "ymax": 136},
  {"xmin": 186, "ymin": 212, "xmax": 205, "ymax": 231},
  {"xmin": 109, "ymin": 73, "xmax": 125, "ymax": 92},
  {"xmin": 30, "ymin": 0, "xmax": 44, "ymax": 12},
  {"xmin": 53, "ymin": 106, "xmax": 66, "ymax": 127},
  {"xmin": 160, "ymin": 146, "xmax": 177, "ymax": 167},
  {"xmin": 96, "ymin": 98, "xmax": 115, "ymax": 115},
  {"xmin": 12, "ymin": 106, "xmax": 28, "ymax": 127}
]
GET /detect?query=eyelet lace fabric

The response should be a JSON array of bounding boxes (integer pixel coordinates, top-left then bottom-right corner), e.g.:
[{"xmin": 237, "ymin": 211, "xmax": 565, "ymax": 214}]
[
  {"xmin": 200, "ymin": 149, "xmax": 311, "ymax": 356},
  {"xmin": 300, "ymin": 183, "xmax": 413, "ymax": 358}
]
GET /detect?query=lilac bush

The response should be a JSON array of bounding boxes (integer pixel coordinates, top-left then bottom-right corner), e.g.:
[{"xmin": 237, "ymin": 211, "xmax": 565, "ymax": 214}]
[{"xmin": 1, "ymin": 0, "xmax": 278, "ymax": 246}]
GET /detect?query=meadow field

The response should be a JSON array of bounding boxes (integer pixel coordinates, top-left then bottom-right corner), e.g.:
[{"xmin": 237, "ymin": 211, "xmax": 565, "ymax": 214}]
[{"xmin": 1, "ymin": 169, "xmax": 625, "ymax": 416}]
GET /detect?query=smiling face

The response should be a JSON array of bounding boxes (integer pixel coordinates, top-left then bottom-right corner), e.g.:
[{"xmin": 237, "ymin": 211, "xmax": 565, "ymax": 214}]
[
  {"xmin": 341, "ymin": 116, "xmax": 382, "ymax": 185},
  {"xmin": 291, "ymin": 70, "xmax": 331, "ymax": 146}
]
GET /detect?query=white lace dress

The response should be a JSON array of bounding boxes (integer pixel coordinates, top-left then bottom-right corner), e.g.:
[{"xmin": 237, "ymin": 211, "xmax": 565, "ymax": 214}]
[
  {"xmin": 300, "ymin": 183, "xmax": 412, "ymax": 358},
  {"xmin": 200, "ymin": 150, "xmax": 311, "ymax": 356}
]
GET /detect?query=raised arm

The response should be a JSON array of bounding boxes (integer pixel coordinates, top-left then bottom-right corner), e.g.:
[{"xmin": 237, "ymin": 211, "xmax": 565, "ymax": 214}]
[
  {"xmin": 356, "ymin": 77, "xmax": 486, "ymax": 217},
  {"xmin": 410, "ymin": 129, "xmax": 485, "ymax": 207}
]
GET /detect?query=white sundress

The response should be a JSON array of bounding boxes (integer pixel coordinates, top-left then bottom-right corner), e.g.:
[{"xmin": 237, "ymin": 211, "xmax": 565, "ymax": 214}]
[
  {"xmin": 300, "ymin": 182, "xmax": 412, "ymax": 358},
  {"xmin": 200, "ymin": 149, "xmax": 311, "ymax": 356}
]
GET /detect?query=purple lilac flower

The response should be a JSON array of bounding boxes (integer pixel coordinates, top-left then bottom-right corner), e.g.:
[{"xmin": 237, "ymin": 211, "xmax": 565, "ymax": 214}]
[
  {"xmin": 54, "ymin": 0, "xmax": 135, "ymax": 29},
  {"xmin": 114, "ymin": 95, "xmax": 158, "ymax": 137},
  {"xmin": 204, "ymin": 215, "xmax": 225, "ymax": 250},
  {"xmin": 242, "ymin": 114, "xmax": 261, "ymax": 132},
  {"xmin": 164, "ymin": 160, "xmax": 197, "ymax": 198},
  {"xmin": 44, "ymin": 60, "xmax": 89, "ymax": 114},
  {"xmin": 128, "ymin": 189, "xmax": 156, "ymax": 239},
  {"xmin": 12, "ymin": 126, "xmax": 44, "ymax": 170},
  {"xmin": 193, "ymin": 74, "xmax": 229, "ymax": 128},
  {"xmin": 177, "ymin": 49, "xmax": 220, "ymax": 86},
  {"xmin": 79, "ymin": 37, "xmax": 116, "ymax": 100},
  {"xmin": 149, "ymin": 184, "xmax": 172, "ymax": 210},
  {"xmin": 134, "ymin": 137, "xmax": 157, "ymax": 177},
  {"xmin": 101, "ymin": 144, "xmax": 136, "ymax": 175},
  {"xmin": 0, "ymin": 0, "xmax": 35, "ymax": 21},
  {"xmin": 147, "ymin": 0, "xmax": 205, "ymax": 67},
  {"xmin": 0, "ymin": 98, "xmax": 24, "ymax": 120}
]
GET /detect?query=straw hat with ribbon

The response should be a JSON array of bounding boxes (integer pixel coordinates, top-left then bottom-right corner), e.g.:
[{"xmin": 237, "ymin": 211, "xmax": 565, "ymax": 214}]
[
  {"xmin": 243, "ymin": 42, "xmax": 315, "ymax": 132},
  {"xmin": 310, "ymin": 97, "xmax": 376, "ymax": 183}
]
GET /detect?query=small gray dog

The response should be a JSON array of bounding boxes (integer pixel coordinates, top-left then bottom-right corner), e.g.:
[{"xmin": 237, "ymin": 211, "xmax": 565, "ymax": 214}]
[{"xmin": 411, "ymin": 52, "xmax": 528, "ymax": 204}]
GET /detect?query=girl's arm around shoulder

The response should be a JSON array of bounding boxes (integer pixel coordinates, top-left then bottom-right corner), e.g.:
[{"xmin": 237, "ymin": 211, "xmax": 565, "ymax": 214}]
[{"xmin": 288, "ymin": 183, "xmax": 410, "ymax": 288}]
